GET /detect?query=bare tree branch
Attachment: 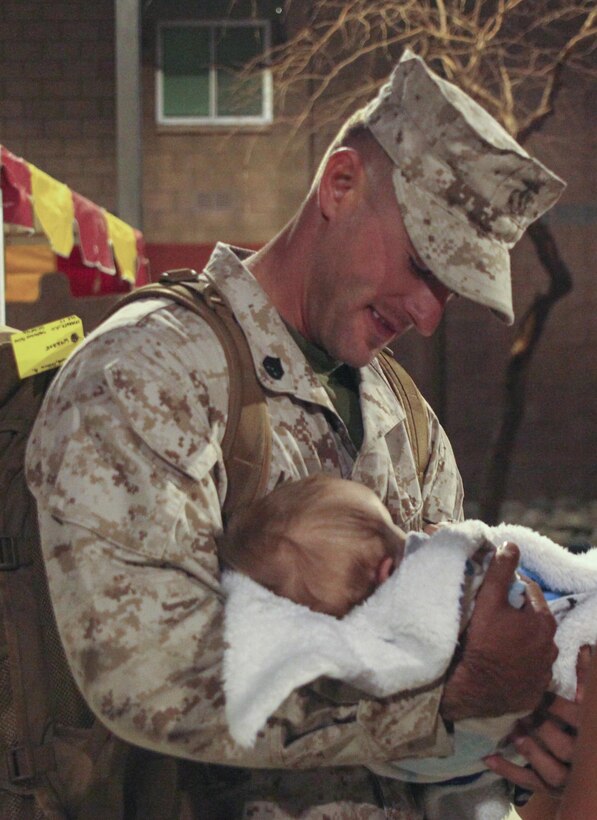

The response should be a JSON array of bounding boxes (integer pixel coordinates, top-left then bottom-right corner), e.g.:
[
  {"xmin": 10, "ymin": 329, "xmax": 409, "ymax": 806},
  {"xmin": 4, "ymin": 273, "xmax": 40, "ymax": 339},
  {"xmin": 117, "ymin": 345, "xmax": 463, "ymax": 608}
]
[
  {"xmin": 259, "ymin": 0, "xmax": 596, "ymax": 140},
  {"xmin": 238, "ymin": 0, "xmax": 595, "ymax": 519},
  {"xmin": 479, "ymin": 220, "xmax": 573, "ymax": 523}
]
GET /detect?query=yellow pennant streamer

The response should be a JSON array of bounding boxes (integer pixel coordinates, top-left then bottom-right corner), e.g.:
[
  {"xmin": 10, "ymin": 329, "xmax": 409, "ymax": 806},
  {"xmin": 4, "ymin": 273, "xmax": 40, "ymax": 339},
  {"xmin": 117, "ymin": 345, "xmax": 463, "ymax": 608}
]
[
  {"xmin": 10, "ymin": 315, "xmax": 85, "ymax": 379},
  {"xmin": 104, "ymin": 211, "xmax": 137, "ymax": 284},
  {"xmin": 28, "ymin": 163, "xmax": 75, "ymax": 258}
]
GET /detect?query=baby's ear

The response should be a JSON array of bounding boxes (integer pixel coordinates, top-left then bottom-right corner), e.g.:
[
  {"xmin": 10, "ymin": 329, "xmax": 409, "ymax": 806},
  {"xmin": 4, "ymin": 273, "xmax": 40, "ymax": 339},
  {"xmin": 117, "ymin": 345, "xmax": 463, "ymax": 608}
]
[{"xmin": 376, "ymin": 555, "xmax": 395, "ymax": 586}]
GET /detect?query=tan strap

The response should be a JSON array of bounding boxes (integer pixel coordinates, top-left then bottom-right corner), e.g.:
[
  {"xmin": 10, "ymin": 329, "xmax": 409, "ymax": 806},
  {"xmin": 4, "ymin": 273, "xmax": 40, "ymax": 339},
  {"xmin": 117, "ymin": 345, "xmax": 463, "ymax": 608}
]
[
  {"xmin": 0, "ymin": 567, "xmax": 57, "ymax": 786},
  {"xmin": 106, "ymin": 274, "xmax": 271, "ymax": 521},
  {"xmin": 178, "ymin": 282, "xmax": 271, "ymax": 522},
  {"xmin": 377, "ymin": 350, "xmax": 430, "ymax": 489},
  {"xmin": 0, "ymin": 739, "xmax": 56, "ymax": 785}
]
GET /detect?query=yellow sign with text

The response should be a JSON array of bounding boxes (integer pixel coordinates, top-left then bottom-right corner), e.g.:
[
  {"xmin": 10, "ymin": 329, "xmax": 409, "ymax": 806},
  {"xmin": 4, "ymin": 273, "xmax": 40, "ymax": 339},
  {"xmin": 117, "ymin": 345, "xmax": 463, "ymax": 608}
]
[{"xmin": 11, "ymin": 316, "xmax": 85, "ymax": 379}]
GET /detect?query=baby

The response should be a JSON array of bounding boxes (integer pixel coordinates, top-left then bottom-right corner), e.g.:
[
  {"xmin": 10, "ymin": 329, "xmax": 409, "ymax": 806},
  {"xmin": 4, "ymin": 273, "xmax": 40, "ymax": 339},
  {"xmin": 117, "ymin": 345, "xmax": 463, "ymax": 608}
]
[
  {"xmin": 219, "ymin": 473, "xmax": 597, "ymax": 818},
  {"xmin": 219, "ymin": 472, "xmax": 524, "ymax": 623},
  {"xmin": 219, "ymin": 472, "xmax": 404, "ymax": 618}
]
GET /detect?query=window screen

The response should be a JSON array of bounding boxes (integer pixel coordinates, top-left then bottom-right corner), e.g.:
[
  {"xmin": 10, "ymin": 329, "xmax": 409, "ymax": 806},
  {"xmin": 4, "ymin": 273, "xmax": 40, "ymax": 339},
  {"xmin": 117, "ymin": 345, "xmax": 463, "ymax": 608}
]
[{"xmin": 157, "ymin": 21, "xmax": 272, "ymax": 125}]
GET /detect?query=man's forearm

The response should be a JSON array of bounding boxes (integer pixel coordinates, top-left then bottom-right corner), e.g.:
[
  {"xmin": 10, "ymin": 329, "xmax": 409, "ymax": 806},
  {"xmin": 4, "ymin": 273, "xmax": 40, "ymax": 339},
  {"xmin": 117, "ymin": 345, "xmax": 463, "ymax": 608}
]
[{"xmin": 42, "ymin": 513, "xmax": 453, "ymax": 769}]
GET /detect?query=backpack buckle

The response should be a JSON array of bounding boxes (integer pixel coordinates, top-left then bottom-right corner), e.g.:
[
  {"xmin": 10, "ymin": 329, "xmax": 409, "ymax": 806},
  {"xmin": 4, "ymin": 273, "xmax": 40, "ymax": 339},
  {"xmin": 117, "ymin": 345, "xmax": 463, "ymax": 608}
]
[
  {"xmin": 159, "ymin": 268, "xmax": 199, "ymax": 284},
  {"xmin": 6, "ymin": 745, "xmax": 35, "ymax": 783},
  {"xmin": 0, "ymin": 537, "xmax": 20, "ymax": 570}
]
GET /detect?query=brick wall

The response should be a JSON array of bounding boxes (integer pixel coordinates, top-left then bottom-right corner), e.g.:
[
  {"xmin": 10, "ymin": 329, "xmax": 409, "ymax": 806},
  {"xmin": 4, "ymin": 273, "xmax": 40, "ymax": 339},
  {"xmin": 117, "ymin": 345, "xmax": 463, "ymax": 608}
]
[
  {"xmin": 1, "ymin": 3, "xmax": 595, "ymax": 504},
  {"xmin": 140, "ymin": 71, "xmax": 311, "ymax": 246},
  {"xmin": 0, "ymin": 0, "xmax": 117, "ymax": 211}
]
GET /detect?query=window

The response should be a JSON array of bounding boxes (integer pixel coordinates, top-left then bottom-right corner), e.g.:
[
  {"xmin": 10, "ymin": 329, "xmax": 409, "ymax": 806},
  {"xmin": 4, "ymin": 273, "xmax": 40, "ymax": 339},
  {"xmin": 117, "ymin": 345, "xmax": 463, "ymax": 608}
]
[{"xmin": 156, "ymin": 21, "xmax": 273, "ymax": 126}]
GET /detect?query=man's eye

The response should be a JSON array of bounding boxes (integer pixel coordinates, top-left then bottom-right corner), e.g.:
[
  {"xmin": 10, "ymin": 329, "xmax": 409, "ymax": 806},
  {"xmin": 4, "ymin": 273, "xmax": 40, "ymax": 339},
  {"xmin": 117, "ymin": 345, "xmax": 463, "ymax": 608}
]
[{"xmin": 408, "ymin": 256, "xmax": 434, "ymax": 282}]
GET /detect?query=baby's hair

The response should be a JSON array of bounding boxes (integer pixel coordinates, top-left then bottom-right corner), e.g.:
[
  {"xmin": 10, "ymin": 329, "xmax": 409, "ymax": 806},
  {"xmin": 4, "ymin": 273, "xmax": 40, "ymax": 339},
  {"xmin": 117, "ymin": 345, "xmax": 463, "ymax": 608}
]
[{"xmin": 218, "ymin": 473, "xmax": 404, "ymax": 618}]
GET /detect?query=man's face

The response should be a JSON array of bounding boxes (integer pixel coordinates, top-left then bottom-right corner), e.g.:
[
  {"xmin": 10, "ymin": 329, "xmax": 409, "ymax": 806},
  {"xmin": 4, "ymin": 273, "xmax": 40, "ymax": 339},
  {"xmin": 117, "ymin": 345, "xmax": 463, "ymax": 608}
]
[{"xmin": 304, "ymin": 161, "xmax": 453, "ymax": 368}]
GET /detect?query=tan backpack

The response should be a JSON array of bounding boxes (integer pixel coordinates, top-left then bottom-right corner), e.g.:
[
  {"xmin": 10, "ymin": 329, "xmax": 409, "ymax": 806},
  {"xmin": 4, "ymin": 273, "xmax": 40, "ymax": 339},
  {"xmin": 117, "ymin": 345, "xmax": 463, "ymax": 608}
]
[{"xmin": 0, "ymin": 269, "xmax": 428, "ymax": 818}]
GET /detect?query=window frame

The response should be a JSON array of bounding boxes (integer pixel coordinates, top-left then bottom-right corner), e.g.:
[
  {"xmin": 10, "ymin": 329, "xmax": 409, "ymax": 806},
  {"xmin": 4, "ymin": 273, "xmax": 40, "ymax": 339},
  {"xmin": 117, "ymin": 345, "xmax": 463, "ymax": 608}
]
[{"xmin": 156, "ymin": 19, "xmax": 273, "ymax": 127}]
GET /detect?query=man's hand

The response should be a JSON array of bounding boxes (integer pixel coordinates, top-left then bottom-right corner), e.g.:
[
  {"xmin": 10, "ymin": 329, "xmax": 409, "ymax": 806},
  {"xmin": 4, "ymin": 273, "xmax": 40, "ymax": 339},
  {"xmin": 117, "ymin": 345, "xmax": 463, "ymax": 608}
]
[{"xmin": 440, "ymin": 542, "xmax": 557, "ymax": 722}]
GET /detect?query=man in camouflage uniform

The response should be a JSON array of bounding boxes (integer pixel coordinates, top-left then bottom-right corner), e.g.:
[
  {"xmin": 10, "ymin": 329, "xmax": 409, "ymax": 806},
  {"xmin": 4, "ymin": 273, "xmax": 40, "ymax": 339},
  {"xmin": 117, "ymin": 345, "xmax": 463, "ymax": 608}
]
[{"xmin": 27, "ymin": 51, "xmax": 575, "ymax": 817}]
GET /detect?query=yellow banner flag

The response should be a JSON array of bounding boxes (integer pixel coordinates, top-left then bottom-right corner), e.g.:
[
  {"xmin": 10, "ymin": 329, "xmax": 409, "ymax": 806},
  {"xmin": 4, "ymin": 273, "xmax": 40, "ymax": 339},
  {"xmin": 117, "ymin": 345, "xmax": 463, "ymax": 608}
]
[
  {"xmin": 10, "ymin": 315, "xmax": 84, "ymax": 379},
  {"xmin": 28, "ymin": 163, "xmax": 75, "ymax": 258},
  {"xmin": 104, "ymin": 211, "xmax": 137, "ymax": 284}
]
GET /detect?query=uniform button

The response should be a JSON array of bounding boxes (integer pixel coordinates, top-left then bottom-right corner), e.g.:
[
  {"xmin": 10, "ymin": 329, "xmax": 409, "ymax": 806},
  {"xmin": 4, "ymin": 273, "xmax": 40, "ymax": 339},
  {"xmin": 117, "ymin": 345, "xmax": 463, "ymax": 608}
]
[{"xmin": 263, "ymin": 356, "xmax": 284, "ymax": 379}]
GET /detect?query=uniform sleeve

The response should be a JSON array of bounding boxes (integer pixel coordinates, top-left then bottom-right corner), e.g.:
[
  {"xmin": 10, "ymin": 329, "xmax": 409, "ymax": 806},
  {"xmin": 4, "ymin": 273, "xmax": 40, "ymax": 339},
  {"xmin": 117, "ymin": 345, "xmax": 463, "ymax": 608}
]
[
  {"xmin": 27, "ymin": 310, "xmax": 453, "ymax": 769},
  {"xmin": 421, "ymin": 405, "xmax": 464, "ymax": 525}
]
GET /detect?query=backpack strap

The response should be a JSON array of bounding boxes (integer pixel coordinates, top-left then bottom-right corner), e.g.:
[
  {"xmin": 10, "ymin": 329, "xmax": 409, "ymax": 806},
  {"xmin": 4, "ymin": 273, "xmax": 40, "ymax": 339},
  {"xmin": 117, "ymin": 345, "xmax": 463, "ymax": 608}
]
[
  {"xmin": 104, "ymin": 270, "xmax": 271, "ymax": 522},
  {"xmin": 107, "ymin": 272, "xmax": 426, "ymax": 504},
  {"xmin": 377, "ymin": 349, "xmax": 430, "ymax": 489},
  {"xmin": 0, "ymin": 341, "xmax": 75, "ymax": 792}
]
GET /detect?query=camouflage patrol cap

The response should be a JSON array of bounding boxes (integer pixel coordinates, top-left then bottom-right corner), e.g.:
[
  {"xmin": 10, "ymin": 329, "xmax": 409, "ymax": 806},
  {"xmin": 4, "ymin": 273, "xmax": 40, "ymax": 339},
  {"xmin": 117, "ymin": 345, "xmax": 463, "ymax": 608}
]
[{"xmin": 365, "ymin": 49, "xmax": 565, "ymax": 324}]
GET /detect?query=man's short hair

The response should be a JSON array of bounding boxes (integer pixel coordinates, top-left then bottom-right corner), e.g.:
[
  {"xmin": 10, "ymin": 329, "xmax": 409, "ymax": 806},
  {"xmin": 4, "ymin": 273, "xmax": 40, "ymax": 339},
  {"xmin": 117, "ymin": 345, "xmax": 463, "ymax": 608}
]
[{"xmin": 314, "ymin": 49, "xmax": 565, "ymax": 324}]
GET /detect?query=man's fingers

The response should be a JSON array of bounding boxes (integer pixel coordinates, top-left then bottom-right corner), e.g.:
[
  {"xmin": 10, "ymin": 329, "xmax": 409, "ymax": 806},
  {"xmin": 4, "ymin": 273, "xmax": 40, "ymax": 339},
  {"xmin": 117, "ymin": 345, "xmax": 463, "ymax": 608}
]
[
  {"xmin": 575, "ymin": 644, "xmax": 594, "ymax": 702},
  {"xmin": 476, "ymin": 542, "xmax": 520, "ymax": 606},
  {"xmin": 521, "ymin": 576, "xmax": 553, "ymax": 618}
]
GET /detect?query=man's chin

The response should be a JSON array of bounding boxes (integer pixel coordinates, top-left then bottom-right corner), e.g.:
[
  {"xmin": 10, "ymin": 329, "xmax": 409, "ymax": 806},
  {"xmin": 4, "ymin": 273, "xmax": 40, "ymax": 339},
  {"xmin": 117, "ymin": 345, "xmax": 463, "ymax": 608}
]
[{"xmin": 341, "ymin": 347, "xmax": 384, "ymax": 369}]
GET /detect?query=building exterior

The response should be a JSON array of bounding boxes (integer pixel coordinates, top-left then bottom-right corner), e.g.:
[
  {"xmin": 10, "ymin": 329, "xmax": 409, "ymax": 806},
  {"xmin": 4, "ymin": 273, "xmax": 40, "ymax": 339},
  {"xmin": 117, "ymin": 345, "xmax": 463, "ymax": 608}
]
[{"xmin": 1, "ymin": 0, "xmax": 595, "ymax": 505}]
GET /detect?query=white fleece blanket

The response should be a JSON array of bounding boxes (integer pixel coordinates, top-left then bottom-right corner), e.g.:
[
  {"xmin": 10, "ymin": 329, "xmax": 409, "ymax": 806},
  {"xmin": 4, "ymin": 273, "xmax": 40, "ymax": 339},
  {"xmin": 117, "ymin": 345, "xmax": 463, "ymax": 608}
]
[{"xmin": 222, "ymin": 519, "xmax": 597, "ymax": 748}]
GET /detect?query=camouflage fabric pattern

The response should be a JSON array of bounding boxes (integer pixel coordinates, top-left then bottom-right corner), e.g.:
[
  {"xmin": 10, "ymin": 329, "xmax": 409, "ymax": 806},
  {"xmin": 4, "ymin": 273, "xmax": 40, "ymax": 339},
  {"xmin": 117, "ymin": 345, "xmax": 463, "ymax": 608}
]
[
  {"xmin": 26, "ymin": 243, "xmax": 464, "ymax": 817},
  {"xmin": 365, "ymin": 50, "xmax": 566, "ymax": 324}
]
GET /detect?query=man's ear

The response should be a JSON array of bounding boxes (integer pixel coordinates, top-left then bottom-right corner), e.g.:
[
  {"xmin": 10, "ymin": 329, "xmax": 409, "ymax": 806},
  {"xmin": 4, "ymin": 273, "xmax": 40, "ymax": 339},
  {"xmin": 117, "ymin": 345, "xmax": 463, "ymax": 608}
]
[{"xmin": 317, "ymin": 147, "xmax": 364, "ymax": 220}]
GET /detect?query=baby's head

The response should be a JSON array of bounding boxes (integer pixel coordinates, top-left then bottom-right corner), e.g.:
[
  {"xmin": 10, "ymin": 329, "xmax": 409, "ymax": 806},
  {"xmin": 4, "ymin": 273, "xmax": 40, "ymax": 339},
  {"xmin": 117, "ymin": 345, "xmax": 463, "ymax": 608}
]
[{"xmin": 218, "ymin": 473, "xmax": 406, "ymax": 617}]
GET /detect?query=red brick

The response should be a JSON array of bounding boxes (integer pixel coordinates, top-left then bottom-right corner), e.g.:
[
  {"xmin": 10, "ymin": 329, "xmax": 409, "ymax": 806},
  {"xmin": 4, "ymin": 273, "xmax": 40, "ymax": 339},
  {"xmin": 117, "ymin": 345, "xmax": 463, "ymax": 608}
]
[
  {"xmin": 3, "ymin": 2, "xmax": 36, "ymax": 20},
  {"xmin": 38, "ymin": 2, "xmax": 86, "ymax": 21},
  {"xmin": 2, "ymin": 38, "xmax": 45, "ymax": 60},
  {"xmin": 22, "ymin": 99, "xmax": 69, "ymax": 119},
  {"xmin": 22, "ymin": 60, "xmax": 67, "ymax": 80},
  {"xmin": 1, "ymin": 119, "xmax": 46, "ymax": 139},
  {"xmin": 22, "ymin": 137, "xmax": 67, "ymax": 159},
  {"xmin": 41, "ymin": 39, "xmax": 82, "ymax": 61},
  {"xmin": 0, "ymin": 63, "xmax": 27, "ymax": 83},
  {"xmin": 2, "ymin": 75, "xmax": 42, "ymax": 100},
  {"xmin": 62, "ymin": 99, "xmax": 102, "ymax": 119},
  {"xmin": 47, "ymin": 119, "xmax": 85, "ymax": 138},
  {"xmin": 61, "ymin": 21, "xmax": 104, "ymax": 41},
  {"xmin": 1, "ymin": 99, "xmax": 25, "ymax": 117},
  {"xmin": 41, "ymin": 78, "xmax": 81, "ymax": 98},
  {"xmin": 0, "ymin": 19, "xmax": 24, "ymax": 39},
  {"xmin": 82, "ymin": 118, "xmax": 114, "ymax": 137},
  {"xmin": 90, "ymin": 78, "xmax": 115, "ymax": 99}
]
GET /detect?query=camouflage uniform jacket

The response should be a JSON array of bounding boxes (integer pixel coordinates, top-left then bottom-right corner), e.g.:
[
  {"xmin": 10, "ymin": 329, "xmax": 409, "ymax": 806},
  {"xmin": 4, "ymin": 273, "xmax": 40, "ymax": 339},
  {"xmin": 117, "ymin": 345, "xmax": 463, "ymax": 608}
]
[{"xmin": 26, "ymin": 243, "xmax": 465, "ymax": 818}]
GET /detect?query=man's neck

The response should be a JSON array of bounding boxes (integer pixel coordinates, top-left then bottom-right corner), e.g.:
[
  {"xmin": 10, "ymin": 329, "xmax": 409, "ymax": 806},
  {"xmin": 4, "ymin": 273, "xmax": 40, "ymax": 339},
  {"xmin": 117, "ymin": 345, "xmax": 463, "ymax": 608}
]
[{"xmin": 246, "ymin": 199, "xmax": 320, "ymax": 340}]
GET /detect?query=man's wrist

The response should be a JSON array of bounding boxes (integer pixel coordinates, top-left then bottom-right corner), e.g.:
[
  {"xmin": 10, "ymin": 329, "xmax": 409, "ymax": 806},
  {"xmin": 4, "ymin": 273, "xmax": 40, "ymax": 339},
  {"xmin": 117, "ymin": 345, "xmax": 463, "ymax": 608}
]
[{"xmin": 440, "ymin": 661, "xmax": 472, "ymax": 722}]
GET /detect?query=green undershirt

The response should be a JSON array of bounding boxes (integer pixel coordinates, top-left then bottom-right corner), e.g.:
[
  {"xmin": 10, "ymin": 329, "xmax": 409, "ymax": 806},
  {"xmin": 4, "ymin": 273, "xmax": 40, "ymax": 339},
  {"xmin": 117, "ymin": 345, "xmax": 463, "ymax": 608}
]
[{"xmin": 286, "ymin": 325, "xmax": 364, "ymax": 450}]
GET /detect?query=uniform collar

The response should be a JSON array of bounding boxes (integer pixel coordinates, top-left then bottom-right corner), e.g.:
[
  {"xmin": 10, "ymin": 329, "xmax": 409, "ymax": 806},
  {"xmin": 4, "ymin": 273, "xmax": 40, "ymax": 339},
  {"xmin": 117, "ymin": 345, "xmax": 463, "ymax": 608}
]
[
  {"xmin": 284, "ymin": 323, "xmax": 342, "ymax": 377},
  {"xmin": 203, "ymin": 243, "xmax": 407, "ymax": 442},
  {"xmin": 203, "ymin": 243, "xmax": 333, "ymax": 408}
]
